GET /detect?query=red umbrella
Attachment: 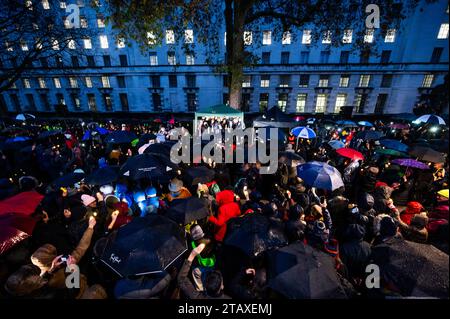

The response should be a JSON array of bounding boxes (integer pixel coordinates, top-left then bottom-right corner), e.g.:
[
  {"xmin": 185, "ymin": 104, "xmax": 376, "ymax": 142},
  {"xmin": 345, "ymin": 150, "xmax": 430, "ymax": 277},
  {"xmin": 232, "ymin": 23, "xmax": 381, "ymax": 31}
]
[
  {"xmin": 336, "ymin": 148, "xmax": 364, "ymax": 161},
  {"xmin": 0, "ymin": 191, "xmax": 44, "ymax": 217},
  {"xmin": 0, "ymin": 226, "xmax": 29, "ymax": 255},
  {"xmin": 0, "ymin": 213, "xmax": 38, "ymax": 235},
  {"xmin": 153, "ymin": 118, "xmax": 162, "ymax": 123}
]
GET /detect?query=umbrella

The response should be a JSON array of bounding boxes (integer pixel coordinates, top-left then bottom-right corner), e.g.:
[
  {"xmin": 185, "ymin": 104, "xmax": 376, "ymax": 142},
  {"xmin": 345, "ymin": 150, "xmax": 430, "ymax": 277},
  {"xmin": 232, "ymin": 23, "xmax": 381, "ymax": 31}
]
[
  {"xmin": 438, "ymin": 189, "xmax": 449, "ymax": 199},
  {"xmin": 0, "ymin": 212, "xmax": 37, "ymax": 235},
  {"xmin": 336, "ymin": 148, "xmax": 364, "ymax": 161},
  {"xmin": 291, "ymin": 127, "xmax": 316, "ymax": 139},
  {"xmin": 184, "ymin": 166, "xmax": 215, "ymax": 185},
  {"xmin": 267, "ymin": 241, "xmax": 348, "ymax": 299},
  {"xmin": 38, "ymin": 130, "xmax": 63, "ymax": 139},
  {"xmin": 135, "ymin": 133, "xmax": 157, "ymax": 149},
  {"xmin": 336, "ymin": 120, "xmax": 357, "ymax": 127},
  {"xmin": 355, "ymin": 130, "xmax": 384, "ymax": 141},
  {"xmin": 15, "ymin": 113, "xmax": 35, "ymax": 121},
  {"xmin": 82, "ymin": 127, "xmax": 110, "ymax": 141},
  {"xmin": 391, "ymin": 159, "xmax": 430, "ymax": 170},
  {"xmin": 297, "ymin": 161, "xmax": 344, "ymax": 191},
  {"xmin": 0, "ymin": 191, "xmax": 44, "ymax": 217},
  {"xmin": 413, "ymin": 114, "xmax": 446, "ymax": 126},
  {"xmin": 358, "ymin": 121, "xmax": 373, "ymax": 127},
  {"xmin": 389, "ymin": 123, "xmax": 409, "ymax": 130},
  {"xmin": 371, "ymin": 239, "xmax": 449, "ymax": 298},
  {"xmin": 100, "ymin": 215, "xmax": 187, "ymax": 277},
  {"xmin": 119, "ymin": 153, "xmax": 178, "ymax": 181},
  {"xmin": 327, "ymin": 140, "xmax": 345, "ymax": 150},
  {"xmin": 0, "ymin": 226, "xmax": 30, "ymax": 255},
  {"xmin": 374, "ymin": 148, "xmax": 407, "ymax": 157},
  {"xmin": 105, "ymin": 131, "xmax": 138, "ymax": 144},
  {"xmin": 278, "ymin": 152, "xmax": 305, "ymax": 166},
  {"xmin": 51, "ymin": 172, "xmax": 85, "ymax": 187},
  {"xmin": 84, "ymin": 166, "xmax": 119, "ymax": 185},
  {"xmin": 379, "ymin": 139, "xmax": 409, "ymax": 153},
  {"xmin": 224, "ymin": 213, "xmax": 288, "ymax": 258},
  {"xmin": 409, "ymin": 145, "xmax": 445, "ymax": 163},
  {"xmin": 166, "ymin": 197, "xmax": 209, "ymax": 225},
  {"xmin": 306, "ymin": 118, "xmax": 316, "ymax": 124},
  {"xmin": 143, "ymin": 141, "xmax": 177, "ymax": 157},
  {"xmin": 257, "ymin": 127, "xmax": 287, "ymax": 143},
  {"xmin": 5, "ymin": 136, "xmax": 31, "ymax": 143}
]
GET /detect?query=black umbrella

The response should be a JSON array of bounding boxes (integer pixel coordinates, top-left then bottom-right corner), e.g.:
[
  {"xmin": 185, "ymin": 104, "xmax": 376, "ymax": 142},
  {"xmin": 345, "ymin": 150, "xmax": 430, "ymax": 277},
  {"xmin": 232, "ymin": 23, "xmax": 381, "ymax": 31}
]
[
  {"xmin": 409, "ymin": 145, "xmax": 445, "ymax": 163},
  {"xmin": 119, "ymin": 153, "xmax": 178, "ymax": 181},
  {"xmin": 355, "ymin": 130, "xmax": 384, "ymax": 141},
  {"xmin": 370, "ymin": 239, "xmax": 449, "ymax": 298},
  {"xmin": 38, "ymin": 130, "xmax": 63, "ymax": 139},
  {"xmin": 100, "ymin": 215, "xmax": 187, "ymax": 277},
  {"xmin": 267, "ymin": 241, "xmax": 348, "ymax": 299},
  {"xmin": 136, "ymin": 133, "xmax": 157, "ymax": 149},
  {"xmin": 84, "ymin": 166, "xmax": 119, "ymax": 186},
  {"xmin": 52, "ymin": 172, "xmax": 85, "ymax": 187},
  {"xmin": 143, "ymin": 141, "xmax": 176, "ymax": 157},
  {"xmin": 224, "ymin": 213, "xmax": 288, "ymax": 258},
  {"xmin": 184, "ymin": 166, "xmax": 215, "ymax": 185},
  {"xmin": 278, "ymin": 152, "xmax": 305, "ymax": 166},
  {"xmin": 105, "ymin": 131, "xmax": 137, "ymax": 144},
  {"xmin": 166, "ymin": 197, "xmax": 209, "ymax": 225}
]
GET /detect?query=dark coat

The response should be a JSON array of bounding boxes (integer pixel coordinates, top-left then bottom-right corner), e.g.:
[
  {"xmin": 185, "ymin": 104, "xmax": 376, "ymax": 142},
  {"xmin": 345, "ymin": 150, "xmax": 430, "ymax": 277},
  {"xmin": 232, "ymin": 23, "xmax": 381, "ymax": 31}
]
[{"xmin": 340, "ymin": 224, "xmax": 371, "ymax": 279}]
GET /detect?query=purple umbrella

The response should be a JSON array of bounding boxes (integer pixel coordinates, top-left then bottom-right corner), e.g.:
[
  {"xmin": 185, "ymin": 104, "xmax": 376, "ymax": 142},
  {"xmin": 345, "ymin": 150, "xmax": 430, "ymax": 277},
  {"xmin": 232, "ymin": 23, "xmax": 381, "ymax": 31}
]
[{"xmin": 392, "ymin": 159, "xmax": 430, "ymax": 170}]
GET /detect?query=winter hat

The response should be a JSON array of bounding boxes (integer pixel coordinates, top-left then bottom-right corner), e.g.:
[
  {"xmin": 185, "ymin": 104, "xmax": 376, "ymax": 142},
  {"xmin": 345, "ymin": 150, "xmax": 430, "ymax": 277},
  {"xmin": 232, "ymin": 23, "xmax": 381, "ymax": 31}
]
[
  {"xmin": 312, "ymin": 220, "xmax": 328, "ymax": 241},
  {"xmin": 4, "ymin": 264, "xmax": 48, "ymax": 297},
  {"xmin": 81, "ymin": 194, "xmax": 96, "ymax": 207},
  {"xmin": 379, "ymin": 216, "xmax": 397, "ymax": 237},
  {"xmin": 73, "ymin": 168, "xmax": 85, "ymax": 174},
  {"xmin": 405, "ymin": 201, "xmax": 424, "ymax": 215},
  {"xmin": 410, "ymin": 214, "xmax": 428, "ymax": 229},
  {"xmin": 375, "ymin": 181, "xmax": 388, "ymax": 188},
  {"xmin": 358, "ymin": 193, "xmax": 375, "ymax": 211},
  {"xmin": 145, "ymin": 186, "xmax": 157, "ymax": 198},
  {"xmin": 31, "ymin": 244, "xmax": 58, "ymax": 274},
  {"xmin": 18, "ymin": 176, "xmax": 39, "ymax": 191},
  {"xmin": 133, "ymin": 191, "xmax": 146, "ymax": 203},
  {"xmin": 100, "ymin": 184, "xmax": 114, "ymax": 196},
  {"xmin": 190, "ymin": 225, "xmax": 205, "ymax": 241}
]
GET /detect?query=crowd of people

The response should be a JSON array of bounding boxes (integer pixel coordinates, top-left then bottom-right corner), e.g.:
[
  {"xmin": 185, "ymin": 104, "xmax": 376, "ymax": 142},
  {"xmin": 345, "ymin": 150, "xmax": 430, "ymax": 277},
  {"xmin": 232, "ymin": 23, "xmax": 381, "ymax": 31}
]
[{"xmin": 0, "ymin": 113, "xmax": 448, "ymax": 299}]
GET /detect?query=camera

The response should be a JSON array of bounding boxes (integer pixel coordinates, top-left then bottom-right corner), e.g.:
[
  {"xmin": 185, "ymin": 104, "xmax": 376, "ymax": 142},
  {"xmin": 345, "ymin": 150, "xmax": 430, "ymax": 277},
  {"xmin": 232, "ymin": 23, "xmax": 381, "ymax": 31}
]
[{"xmin": 60, "ymin": 255, "xmax": 69, "ymax": 263}]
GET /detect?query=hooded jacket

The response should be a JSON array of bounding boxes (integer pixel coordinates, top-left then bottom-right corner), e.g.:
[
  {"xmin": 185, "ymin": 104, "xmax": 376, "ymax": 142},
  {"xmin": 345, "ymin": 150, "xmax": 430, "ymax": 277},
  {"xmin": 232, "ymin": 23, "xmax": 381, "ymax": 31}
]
[{"xmin": 208, "ymin": 190, "xmax": 241, "ymax": 242}]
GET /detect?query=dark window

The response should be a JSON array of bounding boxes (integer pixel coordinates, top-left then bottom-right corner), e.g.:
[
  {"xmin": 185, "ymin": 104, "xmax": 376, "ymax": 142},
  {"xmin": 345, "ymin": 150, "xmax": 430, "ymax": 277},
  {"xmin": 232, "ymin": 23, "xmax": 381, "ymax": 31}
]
[
  {"xmin": 70, "ymin": 56, "xmax": 79, "ymax": 67},
  {"xmin": 10, "ymin": 58, "xmax": 17, "ymax": 68},
  {"xmin": 279, "ymin": 75, "xmax": 290, "ymax": 87},
  {"xmin": 10, "ymin": 94, "xmax": 21, "ymax": 112},
  {"xmin": 223, "ymin": 93, "xmax": 229, "ymax": 105},
  {"xmin": 103, "ymin": 93, "xmax": 113, "ymax": 111},
  {"xmin": 374, "ymin": 94, "xmax": 388, "ymax": 114},
  {"xmin": 55, "ymin": 56, "xmax": 63, "ymax": 68},
  {"xmin": 281, "ymin": 52, "xmax": 290, "ymax": 64},
  {"xmin": 151, "ymin": 75, "xmax": 160, "ymax": 88},
  {"xmin": 56, "ymin": 93, "xmax": 65, "ymax": 105},
  {"xmin": 300, "ymin": 51, "xmax": 309, "ymax": 64},
  {"xmin": 169, "ymin": 75, "xmax": 177, "ymax": 88},
  {"xmin": 355, "ymin": 93, "xmax": 368, "ymax": 113},
  {"xmin": 223, "ymin": 75, "xmax": 228, "ymax": 88},
  {"xmin": 380, "ymin": 50, "xmax": 391, "ymax": 63},
  {"xmin": 187, "ymin": 93, "xmax": 197, "ymax": 112},
  {"xmin": 241, "ymin": 93, "xmax": 251, "ymax": 112},
  {"xmin": 0, "ymin": 59, "xmax": 3, "ymax": 68},
  {"xmin": 119, "ymin": 54, "xmax": 128, "ymax": 67},
  {"xmin": 0, "ymin": 94, "xmax": 7, "ymax": 113},
  {"xmin": 40, "ymin": 57, "xmax": 48, "ymax": 68},
  {"xmin": 25, "ymin": 94, "xmax": 36, "ymax": 111},
  {"xmin": 381, "ymin": 74, "xmax": 393, "ymax": 88},
  {"xmin": 299, "ymin": 75, "xmax": 309, "ymax": 88},
  {"xmin": 320, "ymin": 51, "xmax": 331, "ymax": 63},
  {"xmin": 259, "ymin": 93, "xmax": 269, "ymax": 112},
  {"xmin": 340, "ymin": 51, "xmax": 350, "ymax": 64},
  {"xmin": 431, "ymin": 47, "xmax": 443, "ymax": 63},
  {"xmin": 152, "ymin": 93, "xmax": 162, "ymax": 111},
  {"xmin": 262, "ymin": 52, "xmax": 270, "ymax": 64},
  {"xmin": 103, "ymin": 55, "xmax": 111, "ymax": 67},
  {"xmin": 87, "ymin": 55, "xmax": 95, "ymax": 67},
  {"xmin": 186, "ymin": 75, "xmax": 196, "ymax": 88},
  {"xmin": 360, "ymin": 50, "xmax": 370, "ymax": 63},
  {"xmin": 40, "ymin": 94, "xmax": 51, "ymax": 111},
  {"xmin": 117, "ymin": 76, "xmax": 126, "ymax": 88},
  {"xmin": 119, "ymin": 93, "xmax": 129, "ymax": 111}
]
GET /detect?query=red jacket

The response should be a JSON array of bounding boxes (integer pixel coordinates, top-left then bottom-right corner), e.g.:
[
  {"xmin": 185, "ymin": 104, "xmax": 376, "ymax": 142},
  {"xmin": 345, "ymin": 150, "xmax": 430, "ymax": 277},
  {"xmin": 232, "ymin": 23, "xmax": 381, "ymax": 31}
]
[
  {"xmin": 427, "ymin": 204, "xmax": 449, "ymax": 234},
  {"xmin": 209, "ymin": 190, "xmax": 241, "ymax": 242}
]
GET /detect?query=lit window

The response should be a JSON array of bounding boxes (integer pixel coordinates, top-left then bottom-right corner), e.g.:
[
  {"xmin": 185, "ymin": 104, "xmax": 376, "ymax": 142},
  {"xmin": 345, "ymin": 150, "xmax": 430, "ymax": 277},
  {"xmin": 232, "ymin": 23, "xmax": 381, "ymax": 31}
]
[
  {"xmin": 342, "ymin": 29, "xmax": 353, "ymax": 43},
  {"xmin": 147, "ymin": 32, "xmax": 156, "ymax": 45},
  {"xmin": 42, "ymin": 0, "xmax": 50, "ymax": 9},
  {"xmin": 60, "ymin": 2, "xmax": 67, "ymax": 9},
  {"xmin": 385, "ymin": 29, "xmax": 396, "ymax": 42},
  {"xmin": 263, "ymin": 31, "xmax": 272, "ymax": 45},
  {"xmin": 38, "ymin": 78, "xmax": 46, "ymax": 88},
  {"xmin": 117, "ymin": 38, "xmax": 126, "ymax": 48},
  {"xmin": 339, "ymin": 75, "xmax": 350, "ymax": 88},
  {"xmin": 364, "ymin": 29, "xmax": 374, "ymax": 43},
  {"xmin": 242, "ymin": 76, "xmax": 251, "ymax": 88},
  {"xmin": 260, "ymin": 75, "xmax": 270, "ymax": 88},
  {"xmin": 85, "ymin": 77, "xmax": 93, "ymax": 88},
  {"xmin": 318, "ymin": 75, "xmax": 329, "ymax": 87},
  {"xmin": 168, "ymin": 51, "xmax": 176, "ymax": 65},
  {"xmin": 166, "ymin": 30, "xmax": 175, "ymax": 44},
  {"xmin": 244, "ymin": 31, "xmax": 252, "ymax": 45},
  {"xmin": 20, "ymin": 40, "xmax": 29, "ymax": 51},
  {"xmin": 282, "ymin": 31, "xmax": 291, "ymax": 45},
  {"xmin": 359, "ymin": 74, "xmax": 371, "ymax": 87},
  {"xmin": 296, "ymin": 94, "xmax": 307, "ymax": 112},
  {"xmin": 99, "ymin": 35, "xmax": 109, "ymax": 49},
  {"xmin": 149, "ymin": 52, "xmax": 158, "ymax": 66},
  {"xmin": 5, "ymin": 42, "xmax": 13, "ymax": 52},
  {"xmin": 83, "ymin": 38, "xmax": 92, "ymax": 49},
  {"xmin": 315, "ymin": 94, "xmax": 327, "ymax": 113},
  {"xmin": 101, "ymin": 76, "xmax": 110, "ymax": 88},
  {"xmin": 334, "ymin": 94, "xmax": 347, "ymax": 113},
  {"xmin": 23, "ymin": 78, "xmax": 31, "ymax": 88},
  {"xmin": 69, "ymin": 77, "xmax": 78, "ymax": 88},
  {"xmin": 302, "ymin": 30, "xmax": 311, "ymax": 44},
  {"xmin": 277, "ymin": 93, "xmax": 288, "ymax": 112},
  {"xmin": 97, "ymin": 16, "xmax": 105, "ymax": 28},
  {"xmin": 52, "ymin": 39, "xmax": 60, "ymax": 50},
  {"xmin": 53, "ymin": 78, "xmax": 61, "ymax": 88},
  {"xmin": 422, "ymin": 74, "xmax": 434, "ymax": 88},
  {"xmin": 186, "ymin": 53, "xmax": 195, "ymax": 65},
  {"xmin": 68, "ymin": 39, "xmax": 76, "ymax": 49},
  {"xmin": 322, "ymin": 31, "xmax": 332, "ymax": 44},
  {"xmin": 64, "ymin": 18, "xmax": 71, "ymax": 29},
  {"xmin": 437, "ymin": 23, "xmax": 449, "ymax": 39},
  {"xmin": 185, "ymin": 30, "xmax": 194, "ymax": 43},
  {"xmin": 80, "ymin": 17, "xmax": 88, "ymax": 28}
]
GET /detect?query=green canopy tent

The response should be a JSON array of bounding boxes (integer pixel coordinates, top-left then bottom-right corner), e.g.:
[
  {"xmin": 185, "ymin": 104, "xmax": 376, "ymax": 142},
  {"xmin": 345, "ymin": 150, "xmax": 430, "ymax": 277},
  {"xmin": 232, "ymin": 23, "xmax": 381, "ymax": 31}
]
[{"xmin": 194, "ymin": 104, "xmax": 244, "ymax": 132}]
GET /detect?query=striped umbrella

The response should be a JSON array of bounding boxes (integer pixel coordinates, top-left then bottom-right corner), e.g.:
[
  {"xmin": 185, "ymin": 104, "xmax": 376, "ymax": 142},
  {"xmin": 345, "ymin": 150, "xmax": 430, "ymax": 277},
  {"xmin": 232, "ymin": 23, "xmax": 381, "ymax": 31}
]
[
  {"xmin": 413, "ymin": 115, "xmax": 446, "ymax": 126},
  {"xmin": 328, "ymin": 140, "xmax": 345, "ymax": 150},
  {"xmin": 297, "ymin": 161, "xmax": 344, "ymax": 191},
  {"xmin": 291, "ymin": 126, "xmax": 316, "ymax": 139}
]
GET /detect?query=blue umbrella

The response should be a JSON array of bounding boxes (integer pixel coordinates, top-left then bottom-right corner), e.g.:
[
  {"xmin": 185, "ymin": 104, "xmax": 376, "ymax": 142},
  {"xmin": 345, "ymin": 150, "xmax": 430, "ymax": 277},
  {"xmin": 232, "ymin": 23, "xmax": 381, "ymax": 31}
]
[
  {"xmin": 291, "ymin": 127, "xmax": 316, "ymax": 139},
  {"xmin": 297, "ymin": 161, "xmax": 344, "ymax": 191},
  {"xmin": 5, "ymin": 136, "xmax": 31, "ymax": 143},
  {"xmin": 336, "ymin": 120, "xmax": 357, "ymax": 127},
  {"xmin": 379, "ymin": 139, "xmax": 409, "ymax": 153},
  {"xmin": 105, "ymin": 131, "xmax": 138, "ymax": 144},
  {"xmin": 413, "ymin": 114, "xmax": 446, "ymax": 126},
  {"xmin": 328, "ymin": 140, "xmax": 345, "ymax": 150},
  {"xmin": 358, "ymin": 121, "xmax": 373, "ymax": 127}
]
